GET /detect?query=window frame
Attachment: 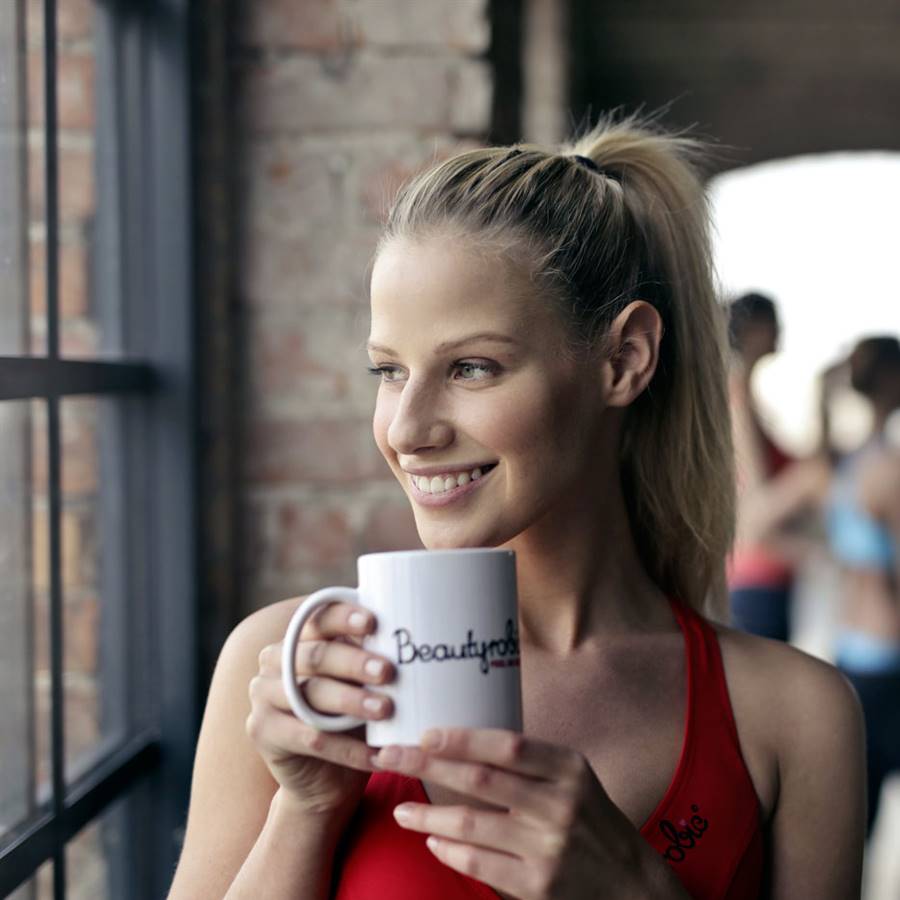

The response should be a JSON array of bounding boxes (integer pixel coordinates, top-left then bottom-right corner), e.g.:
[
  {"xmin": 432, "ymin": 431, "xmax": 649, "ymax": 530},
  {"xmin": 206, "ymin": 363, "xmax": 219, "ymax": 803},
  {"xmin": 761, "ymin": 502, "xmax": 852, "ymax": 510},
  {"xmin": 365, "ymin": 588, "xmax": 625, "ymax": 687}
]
[{"xmin": 0, "ymin": 0, "xmax": 196, "ymax": 895}]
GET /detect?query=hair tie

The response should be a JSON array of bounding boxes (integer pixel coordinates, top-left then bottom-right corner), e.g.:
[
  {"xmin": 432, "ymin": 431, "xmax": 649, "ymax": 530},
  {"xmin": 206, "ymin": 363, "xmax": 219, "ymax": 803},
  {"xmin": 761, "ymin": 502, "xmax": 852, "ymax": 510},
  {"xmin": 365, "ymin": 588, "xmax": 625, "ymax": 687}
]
[
  {"xmin": 570, "ymin": 154, "xmax": 620, "ymax": 183},
  {"xmin": 572, "ymin": 154, "xmax": 600, "ymax": 173}
]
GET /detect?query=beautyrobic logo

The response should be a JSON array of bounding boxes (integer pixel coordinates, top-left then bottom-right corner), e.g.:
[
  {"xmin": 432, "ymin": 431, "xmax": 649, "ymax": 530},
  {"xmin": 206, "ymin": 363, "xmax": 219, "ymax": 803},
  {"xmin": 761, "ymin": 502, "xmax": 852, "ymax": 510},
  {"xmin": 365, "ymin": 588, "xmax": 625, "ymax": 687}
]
[{"xmin": 392, "ymin": 619, "xmax": 520, "ymax": 674}]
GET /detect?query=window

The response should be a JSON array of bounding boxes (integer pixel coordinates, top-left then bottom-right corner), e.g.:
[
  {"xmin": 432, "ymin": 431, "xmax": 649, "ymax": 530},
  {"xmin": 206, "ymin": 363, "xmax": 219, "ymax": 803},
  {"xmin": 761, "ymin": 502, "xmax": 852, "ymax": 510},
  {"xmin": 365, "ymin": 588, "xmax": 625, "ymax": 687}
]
[{"xmin": 1, "ymin": 1, "xmax": 195, "ymax": 897}]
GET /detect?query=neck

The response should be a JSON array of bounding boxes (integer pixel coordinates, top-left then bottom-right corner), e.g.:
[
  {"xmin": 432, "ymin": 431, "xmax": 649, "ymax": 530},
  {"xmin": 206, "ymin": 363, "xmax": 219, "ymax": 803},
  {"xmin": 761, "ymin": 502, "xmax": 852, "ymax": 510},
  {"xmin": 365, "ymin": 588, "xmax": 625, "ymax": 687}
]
[{"xmin": 502, "ymin": 469, "xmax": 673, "ymax": 656}]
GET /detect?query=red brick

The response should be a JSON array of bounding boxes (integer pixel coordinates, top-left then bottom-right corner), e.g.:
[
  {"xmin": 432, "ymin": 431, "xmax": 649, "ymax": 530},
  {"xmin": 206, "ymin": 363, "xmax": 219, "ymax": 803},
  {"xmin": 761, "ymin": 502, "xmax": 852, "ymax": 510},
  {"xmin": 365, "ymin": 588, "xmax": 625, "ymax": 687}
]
[
  {"xmin": 238, "ymin": 55, "xmax": 453, "ymax": 134},
  {"xmin": 239, "ymin": 0, "xmax": 352, "ymax": 52},
  {"xmin": 274, "ymin": 500, "xmax": 354, "ymax": 573},
  {"xmin": 30, "ymin": 238, "xmax": 91, "ymax": 318},
  {"xmin": 28, "ymin": 52, "xmax": 95, "ymax": 131},
  {"xmin": 352, "ymin": 0, "xmax": 490, "ymax": 53},
  {"xmin": 244, "ymin": 419, "xmax": 388, "ymax": 485},
  {"xmin": 29, "ymin": 143, "xmax": 96, "ymax": 223},
  {"xmin": 64, "ymin": 593, "xmax": 100, "ymax": 674},
  {"xmin": 240, "ymin": 226, "xmax": 378, "ymax": 309},
  {"xmin": 51, "ymin": 400, "xmax": 99, "ymax": 495},
  {"xmin": 26, "ymin": 0, "xmax": 94, "ymax": 43}
]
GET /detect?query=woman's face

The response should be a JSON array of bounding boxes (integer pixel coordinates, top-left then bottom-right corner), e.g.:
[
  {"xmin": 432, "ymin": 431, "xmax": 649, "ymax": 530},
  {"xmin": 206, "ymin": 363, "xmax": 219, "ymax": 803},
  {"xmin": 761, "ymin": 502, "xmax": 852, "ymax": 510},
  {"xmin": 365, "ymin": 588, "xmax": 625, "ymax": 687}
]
[{"xmin": 368, "ymin": 235, "xmax": 612, "ymax": 550}]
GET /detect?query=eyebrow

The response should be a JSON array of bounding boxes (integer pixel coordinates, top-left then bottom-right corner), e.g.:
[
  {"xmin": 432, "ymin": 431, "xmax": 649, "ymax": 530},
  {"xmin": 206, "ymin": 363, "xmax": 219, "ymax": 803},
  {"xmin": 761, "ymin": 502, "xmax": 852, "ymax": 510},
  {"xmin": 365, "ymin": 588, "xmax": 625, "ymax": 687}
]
[{"xmin": 366, "ymin": 332, "xmax": 520, "ymax": 355}]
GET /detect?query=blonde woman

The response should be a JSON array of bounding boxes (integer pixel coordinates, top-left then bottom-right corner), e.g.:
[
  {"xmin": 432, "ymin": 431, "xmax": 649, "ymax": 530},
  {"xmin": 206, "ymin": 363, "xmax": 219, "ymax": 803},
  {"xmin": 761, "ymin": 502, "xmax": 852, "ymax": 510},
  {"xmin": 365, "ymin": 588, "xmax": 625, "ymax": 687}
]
[{"xmin": 168, "ymin": 116, "xmax": 865, "ymax": 900}]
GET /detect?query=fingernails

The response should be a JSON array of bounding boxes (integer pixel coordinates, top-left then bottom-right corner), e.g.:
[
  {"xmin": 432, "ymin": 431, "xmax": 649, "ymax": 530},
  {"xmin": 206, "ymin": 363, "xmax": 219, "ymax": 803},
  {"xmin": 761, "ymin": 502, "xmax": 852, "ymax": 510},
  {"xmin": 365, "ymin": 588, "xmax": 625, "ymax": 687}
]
[
  {"xmin": 363, "ymin": 696, "xmax": 385, "ymax": 714},
  {"xmin": 348, "ymin": 611, "xmax": 370, "ymax": 631},
  {"xmin": 421, "ymin": 729, "xmax": 444, "ymax": 751},
  {"xmin": 364, "ymin": 658, "xmax": 385, "ymax": 678},
  {"xmin": 393, "ymin": 804, "xmax": 413, "ymax": 822}
]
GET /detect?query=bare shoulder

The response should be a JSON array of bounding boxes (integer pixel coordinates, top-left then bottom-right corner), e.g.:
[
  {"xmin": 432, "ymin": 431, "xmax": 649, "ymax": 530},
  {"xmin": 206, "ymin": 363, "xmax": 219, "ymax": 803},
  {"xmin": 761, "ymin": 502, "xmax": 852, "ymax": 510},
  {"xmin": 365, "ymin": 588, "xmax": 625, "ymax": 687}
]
[
  {"xmin": 715, "ymin": 623, "xmax": 862, "ymax": 760},
  {"xmin": 167, "ymin": 596, "xmax": 305, "ymax": 899},
  {"xmin": 227, "ymin": 595, "xmax": 306, "ymax": 656},
  {"xmin": 714, "ymin": 625, "xmax": 865, "ymax": 897}
]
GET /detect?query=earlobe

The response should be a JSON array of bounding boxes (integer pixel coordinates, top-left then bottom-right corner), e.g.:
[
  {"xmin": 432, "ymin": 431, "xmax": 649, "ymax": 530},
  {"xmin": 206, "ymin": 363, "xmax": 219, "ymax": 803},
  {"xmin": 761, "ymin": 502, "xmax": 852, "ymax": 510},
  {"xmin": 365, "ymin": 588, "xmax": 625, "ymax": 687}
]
[{"xmin": 604, "ymin": 301, "xmax": 663, "ymax": 408}]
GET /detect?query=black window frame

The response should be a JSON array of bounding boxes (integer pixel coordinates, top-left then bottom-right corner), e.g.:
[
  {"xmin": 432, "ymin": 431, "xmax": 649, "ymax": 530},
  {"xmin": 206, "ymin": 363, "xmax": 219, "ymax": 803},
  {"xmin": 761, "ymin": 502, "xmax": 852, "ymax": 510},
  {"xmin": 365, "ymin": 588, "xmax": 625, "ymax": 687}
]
[{"xmin": 0, "ymin": 0, "xmax": 196, "ymax": 896}]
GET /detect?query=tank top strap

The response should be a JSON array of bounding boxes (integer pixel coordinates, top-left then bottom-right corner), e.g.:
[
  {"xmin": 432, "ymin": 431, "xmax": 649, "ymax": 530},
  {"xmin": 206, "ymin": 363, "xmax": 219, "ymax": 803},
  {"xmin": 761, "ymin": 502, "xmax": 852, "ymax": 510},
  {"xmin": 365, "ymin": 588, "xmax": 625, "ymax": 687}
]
[{"xmin": 667, "ymin": 598, "xmax": 745, "ymax": 766}]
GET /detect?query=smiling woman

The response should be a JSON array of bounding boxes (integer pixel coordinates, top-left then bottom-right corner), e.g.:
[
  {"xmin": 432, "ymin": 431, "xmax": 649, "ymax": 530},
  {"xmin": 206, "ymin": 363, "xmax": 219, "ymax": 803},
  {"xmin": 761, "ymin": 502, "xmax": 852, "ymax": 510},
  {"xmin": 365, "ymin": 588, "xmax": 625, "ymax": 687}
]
[{"xmin": 168, "ymin": 114, "xmax": 866, "ymax": 900}]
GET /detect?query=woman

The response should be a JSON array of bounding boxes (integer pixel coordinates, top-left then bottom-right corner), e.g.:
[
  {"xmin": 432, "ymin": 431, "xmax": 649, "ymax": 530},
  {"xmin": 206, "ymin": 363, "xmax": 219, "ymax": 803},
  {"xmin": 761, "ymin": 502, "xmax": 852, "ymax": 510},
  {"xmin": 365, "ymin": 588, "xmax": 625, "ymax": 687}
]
[
  {"xmin": 167, "ymin": 116, "xmax": 864, "ymax": 899},
  {"xmin": 726, "ymin": 293, "xmax": 795, "ymax": 641},
  {"xmin": 825, "ymin": 336, "xmax": 900, "ymax": 837}
]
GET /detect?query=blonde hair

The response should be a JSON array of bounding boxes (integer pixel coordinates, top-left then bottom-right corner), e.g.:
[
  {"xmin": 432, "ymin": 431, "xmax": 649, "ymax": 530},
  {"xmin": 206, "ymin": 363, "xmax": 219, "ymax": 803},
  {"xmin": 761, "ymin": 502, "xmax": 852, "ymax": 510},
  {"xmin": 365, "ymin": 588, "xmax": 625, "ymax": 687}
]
[{"xmin": 377, "ymin": 113, "xmax": 734, "ymax": 620}]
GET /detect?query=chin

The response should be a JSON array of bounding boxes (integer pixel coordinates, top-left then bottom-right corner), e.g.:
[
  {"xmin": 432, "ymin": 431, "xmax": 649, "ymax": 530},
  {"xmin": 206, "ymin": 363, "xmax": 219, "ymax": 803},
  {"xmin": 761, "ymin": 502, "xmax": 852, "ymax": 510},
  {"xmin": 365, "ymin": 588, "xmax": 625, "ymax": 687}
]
[{"xmin": 415, "ymin": 517, "xmax": 515, "ymax": 551}]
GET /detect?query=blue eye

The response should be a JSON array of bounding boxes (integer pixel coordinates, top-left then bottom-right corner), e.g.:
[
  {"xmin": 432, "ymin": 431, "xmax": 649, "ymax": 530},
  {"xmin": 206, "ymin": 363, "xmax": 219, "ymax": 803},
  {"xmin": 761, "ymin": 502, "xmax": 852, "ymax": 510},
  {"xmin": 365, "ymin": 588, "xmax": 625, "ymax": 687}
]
[
  {"xmin": 366, "ymin": 366, "xmax": 397, "ymax": 382},
  {"xmin": 454, "ymin": 361, "xmax": 497, "ymax": 380}
]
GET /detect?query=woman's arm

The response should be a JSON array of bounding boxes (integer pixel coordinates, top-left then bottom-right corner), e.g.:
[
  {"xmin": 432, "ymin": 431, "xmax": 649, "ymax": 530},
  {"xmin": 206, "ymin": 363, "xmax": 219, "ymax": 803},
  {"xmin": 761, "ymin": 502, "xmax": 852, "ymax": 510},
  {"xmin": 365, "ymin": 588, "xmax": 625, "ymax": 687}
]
[
  {"xmin": 167, "ymin": 600, "xmax": 343, "ymax": 900},
  {"xmin": 764, "ymin": 649, "xmax": 866, "ymax": 898}
]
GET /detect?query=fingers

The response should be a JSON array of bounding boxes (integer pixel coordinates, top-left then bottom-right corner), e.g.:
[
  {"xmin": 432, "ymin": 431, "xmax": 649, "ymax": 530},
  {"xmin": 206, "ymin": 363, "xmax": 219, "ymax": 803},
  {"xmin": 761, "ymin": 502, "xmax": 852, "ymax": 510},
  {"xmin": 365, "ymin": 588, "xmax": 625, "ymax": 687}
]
[
  {"xmin": 372, "ymin": 746, "xmax": 561, "ymax": 822},
  {"xmin": 420, "ymin": 728, "xmax": 580, "ymax": 782},
  {"xmin": 424, "ymin": 836, "xmax": 544, "ymax": 899},
  {"xmin": 249, "ymin": 671, "xmax": 393, "ymax": 722},
  {"xmin": 245, "ymin": 707, "xmax": 376, "ymax": 773},
  {"xmin": 392, "ymin": 803, "xmax": 533, "ymax": 856},
  {"xmin": 300, "ymin": 600, "xmax": 376, "ymax": 642},
  {"xmin": 260, "ymin": 637, "xmax": 394, "ymax": 687}
]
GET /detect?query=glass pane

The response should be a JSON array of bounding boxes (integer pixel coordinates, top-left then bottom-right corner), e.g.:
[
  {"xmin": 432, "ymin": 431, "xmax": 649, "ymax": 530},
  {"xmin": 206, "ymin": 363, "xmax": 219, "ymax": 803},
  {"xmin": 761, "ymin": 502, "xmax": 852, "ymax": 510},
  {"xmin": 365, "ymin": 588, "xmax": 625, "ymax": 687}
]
[
  {"xmin": 66, "ymin": 779, "xmax": 151, "ymax": 900},
  {"xmin": 61, "ymin": 397, "xmax": 128, "ymax": 786},
  {"xmin": 55, "ymin": 1, "xmax": 124, "ymax": 358},
  {"xmin": 6, "ymin": 857, "xmax": 53, "ymax": 900},
  {"xmin": 0, "ymin": 1, "xmax": 38, "ymax": 355},
  {"xmin": 0, "ymin": 400, "xmax": 45, "ymax": 843}
]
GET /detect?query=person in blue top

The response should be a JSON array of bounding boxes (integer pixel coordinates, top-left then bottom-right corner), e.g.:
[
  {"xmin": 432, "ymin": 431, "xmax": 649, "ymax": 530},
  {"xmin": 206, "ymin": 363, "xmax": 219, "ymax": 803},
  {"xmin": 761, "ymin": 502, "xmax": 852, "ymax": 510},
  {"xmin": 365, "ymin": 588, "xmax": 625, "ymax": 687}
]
[{"xmin": 824, "ymin": 335, "xmax": 900, "ymax": 836}]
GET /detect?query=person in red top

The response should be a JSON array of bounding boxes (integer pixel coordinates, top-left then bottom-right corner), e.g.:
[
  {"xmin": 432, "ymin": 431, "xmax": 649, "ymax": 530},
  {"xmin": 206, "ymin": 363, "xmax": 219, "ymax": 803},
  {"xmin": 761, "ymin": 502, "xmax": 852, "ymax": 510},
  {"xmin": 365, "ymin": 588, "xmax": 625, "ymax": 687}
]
[
  {"xmin": 726, "ymin": 293, "xmax": 832, "ymax": 643},
  {"xmin": 168, "ymin": 115, "xmax": 865, "ymax": 900}
]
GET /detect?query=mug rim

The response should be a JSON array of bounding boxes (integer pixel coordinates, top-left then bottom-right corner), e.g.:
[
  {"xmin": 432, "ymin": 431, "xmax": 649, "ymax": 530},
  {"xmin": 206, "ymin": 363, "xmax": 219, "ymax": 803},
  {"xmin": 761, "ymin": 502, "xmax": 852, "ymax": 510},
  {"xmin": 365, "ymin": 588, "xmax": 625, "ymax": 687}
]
[{"xmin": 358, "ymin": 547, "xmax": 514, "ymax": 562}]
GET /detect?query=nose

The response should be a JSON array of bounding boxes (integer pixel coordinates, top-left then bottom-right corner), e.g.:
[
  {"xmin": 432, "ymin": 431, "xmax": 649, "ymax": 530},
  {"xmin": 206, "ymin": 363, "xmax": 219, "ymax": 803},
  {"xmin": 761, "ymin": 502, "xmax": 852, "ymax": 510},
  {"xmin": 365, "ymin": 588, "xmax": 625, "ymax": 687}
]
[{"xmin": 386, "ymin": 379, "xmax": 453, "ymax": 455}]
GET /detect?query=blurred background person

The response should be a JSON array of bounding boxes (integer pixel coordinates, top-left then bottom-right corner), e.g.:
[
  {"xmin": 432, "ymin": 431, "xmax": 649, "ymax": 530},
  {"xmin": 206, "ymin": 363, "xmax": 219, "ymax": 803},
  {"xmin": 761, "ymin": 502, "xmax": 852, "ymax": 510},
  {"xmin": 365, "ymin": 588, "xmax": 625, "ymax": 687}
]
[
  {"xmin": 824, "ymin": 336, "xmax": 900, "ymax": 837},
  {"xmin": 727, "ymin": 292, "xmax": 826, "ymax": 640}
]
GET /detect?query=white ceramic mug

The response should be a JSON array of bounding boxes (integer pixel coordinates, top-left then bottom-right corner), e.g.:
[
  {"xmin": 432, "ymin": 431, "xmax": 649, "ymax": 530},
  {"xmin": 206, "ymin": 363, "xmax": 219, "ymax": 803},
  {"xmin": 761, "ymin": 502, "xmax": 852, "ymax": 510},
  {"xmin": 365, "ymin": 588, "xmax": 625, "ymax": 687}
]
[{"xmin": 281, "ymin": 548, "xmax": 522, "ymax": 746}]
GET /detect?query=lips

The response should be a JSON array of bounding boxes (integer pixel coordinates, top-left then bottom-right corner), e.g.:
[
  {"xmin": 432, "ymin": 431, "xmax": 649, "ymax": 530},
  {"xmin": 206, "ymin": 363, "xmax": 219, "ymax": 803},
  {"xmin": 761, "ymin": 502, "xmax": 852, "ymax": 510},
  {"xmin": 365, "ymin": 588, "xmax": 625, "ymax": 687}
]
[{"xmin": 406, "ymin": 463, "xmax": 497, "ymax": 507}]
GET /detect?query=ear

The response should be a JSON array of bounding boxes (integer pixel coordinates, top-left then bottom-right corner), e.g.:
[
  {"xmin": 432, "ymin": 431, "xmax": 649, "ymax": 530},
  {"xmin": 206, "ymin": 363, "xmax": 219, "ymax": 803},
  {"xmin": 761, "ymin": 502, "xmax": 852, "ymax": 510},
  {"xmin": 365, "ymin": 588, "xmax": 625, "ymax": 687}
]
[{"xmin": 602, "ymin": 300, "xmax": 663, "ymax": 408}]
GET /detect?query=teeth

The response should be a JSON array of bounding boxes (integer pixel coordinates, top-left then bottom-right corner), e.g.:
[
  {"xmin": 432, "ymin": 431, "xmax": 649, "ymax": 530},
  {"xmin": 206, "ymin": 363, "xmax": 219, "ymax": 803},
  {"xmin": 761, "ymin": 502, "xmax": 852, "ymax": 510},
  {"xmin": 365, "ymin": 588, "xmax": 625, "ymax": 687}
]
[{"xmin": 411, "ymin": 465, "xmax": 491, "ymax": 495}]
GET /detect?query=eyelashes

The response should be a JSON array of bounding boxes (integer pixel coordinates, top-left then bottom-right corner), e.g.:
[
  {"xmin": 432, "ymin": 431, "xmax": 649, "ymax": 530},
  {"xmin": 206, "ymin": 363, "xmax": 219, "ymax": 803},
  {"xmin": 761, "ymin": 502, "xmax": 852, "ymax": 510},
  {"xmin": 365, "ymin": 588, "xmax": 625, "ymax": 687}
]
[{"xmin": 366, "ymin": 360, "xmax": 500, "ymax": 384}]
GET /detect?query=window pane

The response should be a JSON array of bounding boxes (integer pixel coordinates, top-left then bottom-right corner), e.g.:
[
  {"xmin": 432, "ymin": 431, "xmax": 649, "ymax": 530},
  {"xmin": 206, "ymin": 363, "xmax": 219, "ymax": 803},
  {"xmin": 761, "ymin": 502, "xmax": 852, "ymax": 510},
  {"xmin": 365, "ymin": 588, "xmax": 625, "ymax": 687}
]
[
  {"xmin": 6, "ymin": 857, "xmax": 53, "ymax": 900},
  {"xmin": 55, "ymin": 1, "xmax": 125, "ymax": 359},
  {"xmin": 0, "ymin": 400, "xmax": 46, "ymax": 842},
  {"xmin": 61, "ymin": 397, "xmax": 129, "ymax": 786},
  {"xmin": 66, "ymin": 778, "xmax": 152, "ymax": 900},
  {"xmin": 0, "ymin": 1, "xmax": 38, "ymax": 355}
]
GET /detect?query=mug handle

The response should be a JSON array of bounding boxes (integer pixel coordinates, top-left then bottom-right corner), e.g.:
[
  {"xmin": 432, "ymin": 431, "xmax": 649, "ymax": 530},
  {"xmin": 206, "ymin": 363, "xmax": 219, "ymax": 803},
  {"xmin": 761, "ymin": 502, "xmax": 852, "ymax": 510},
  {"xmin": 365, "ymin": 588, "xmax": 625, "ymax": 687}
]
[{"xmin": 281, "ymin": 586, "xmax": 368, "ymax": 732}]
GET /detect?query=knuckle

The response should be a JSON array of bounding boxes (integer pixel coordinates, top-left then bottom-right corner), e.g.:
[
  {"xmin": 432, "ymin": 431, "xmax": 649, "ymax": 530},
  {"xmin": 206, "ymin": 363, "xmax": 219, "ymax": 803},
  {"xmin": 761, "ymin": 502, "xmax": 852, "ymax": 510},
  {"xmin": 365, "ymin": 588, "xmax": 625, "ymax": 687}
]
[
  {"xmin": 248, "ymin": 674, "xmax": 265, "ymax": 704},
  {"xmin": 566, "ymin": 751, "xmax": 588, "ymax": 783},
  {"xmin": 245, "ymin": 711, "xmax": 262, "ymax": 742},
  {"xmin": 467, "ymin": 764, "xmax": 492, "ymax": 792},
  {"xmin": 302, "ymin": 640, "xmax": 327, "ymax": 673},
  {"xmin": 503, "ymin": 732, "xmax": 526, "ymax": 765},
  {"xmin": 257, "ymin": 644, "xmax": 274, "ymax": 671},
  {"xmin": 553, "ymin": 793, "xmax": 579, "ymax": 830},
  {"xmin": 457, "ymin": 807, "xmax": 478, "ymax": 840},
  {"xmin": 303, "ymin": 727, "xmax": 325, "ymax": 754}
]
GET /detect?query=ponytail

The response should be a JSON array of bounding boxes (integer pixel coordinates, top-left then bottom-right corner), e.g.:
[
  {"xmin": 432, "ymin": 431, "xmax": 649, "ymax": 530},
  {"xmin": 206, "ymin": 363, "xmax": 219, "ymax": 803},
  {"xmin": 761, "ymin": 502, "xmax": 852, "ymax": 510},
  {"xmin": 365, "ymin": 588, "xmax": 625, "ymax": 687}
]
[{"xmin": 381, "ymin": 113, "xmax": 735, "ymax": 620}]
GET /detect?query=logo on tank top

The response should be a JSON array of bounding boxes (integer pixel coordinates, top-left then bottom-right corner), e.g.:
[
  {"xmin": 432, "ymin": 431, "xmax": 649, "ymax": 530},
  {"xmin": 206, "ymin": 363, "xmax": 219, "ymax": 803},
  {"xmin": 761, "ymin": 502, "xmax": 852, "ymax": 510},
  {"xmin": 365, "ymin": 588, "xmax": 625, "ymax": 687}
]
[
  {"xmin": 392, "ymin": 619, "xmax": 520, "ymax": 674},
  {"xmin": 659, "ymin": 804, "xmax": 709, "ymax": 863}
]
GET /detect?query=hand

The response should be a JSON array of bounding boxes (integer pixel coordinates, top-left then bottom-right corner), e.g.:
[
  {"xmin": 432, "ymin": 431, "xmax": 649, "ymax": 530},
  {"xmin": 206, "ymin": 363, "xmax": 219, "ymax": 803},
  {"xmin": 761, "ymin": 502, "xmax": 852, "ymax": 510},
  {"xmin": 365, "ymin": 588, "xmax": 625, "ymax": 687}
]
[
  {"xmin": 372, "ymin": 728, "xmax": 667, "ymax": 899},
  {"xmin": 246, "ymin": 600, "xmax": 395, "ymax": 819}
]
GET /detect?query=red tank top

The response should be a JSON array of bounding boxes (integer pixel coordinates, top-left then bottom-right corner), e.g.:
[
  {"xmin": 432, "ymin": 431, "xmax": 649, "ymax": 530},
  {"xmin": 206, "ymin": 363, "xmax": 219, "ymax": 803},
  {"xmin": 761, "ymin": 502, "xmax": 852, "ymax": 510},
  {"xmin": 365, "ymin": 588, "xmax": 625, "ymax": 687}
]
[{"xmin": 333, "ymin": 599, "xmax": 764, "ymax": 899}]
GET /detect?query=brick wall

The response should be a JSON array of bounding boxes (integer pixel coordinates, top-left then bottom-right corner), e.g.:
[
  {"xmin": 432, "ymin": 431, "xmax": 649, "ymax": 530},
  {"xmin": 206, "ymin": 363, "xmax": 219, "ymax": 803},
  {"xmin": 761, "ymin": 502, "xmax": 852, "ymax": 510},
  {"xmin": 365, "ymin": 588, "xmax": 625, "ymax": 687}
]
[{"xmin": 233, "ymin": 0, "xmax": 494, "ymax": 612}]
